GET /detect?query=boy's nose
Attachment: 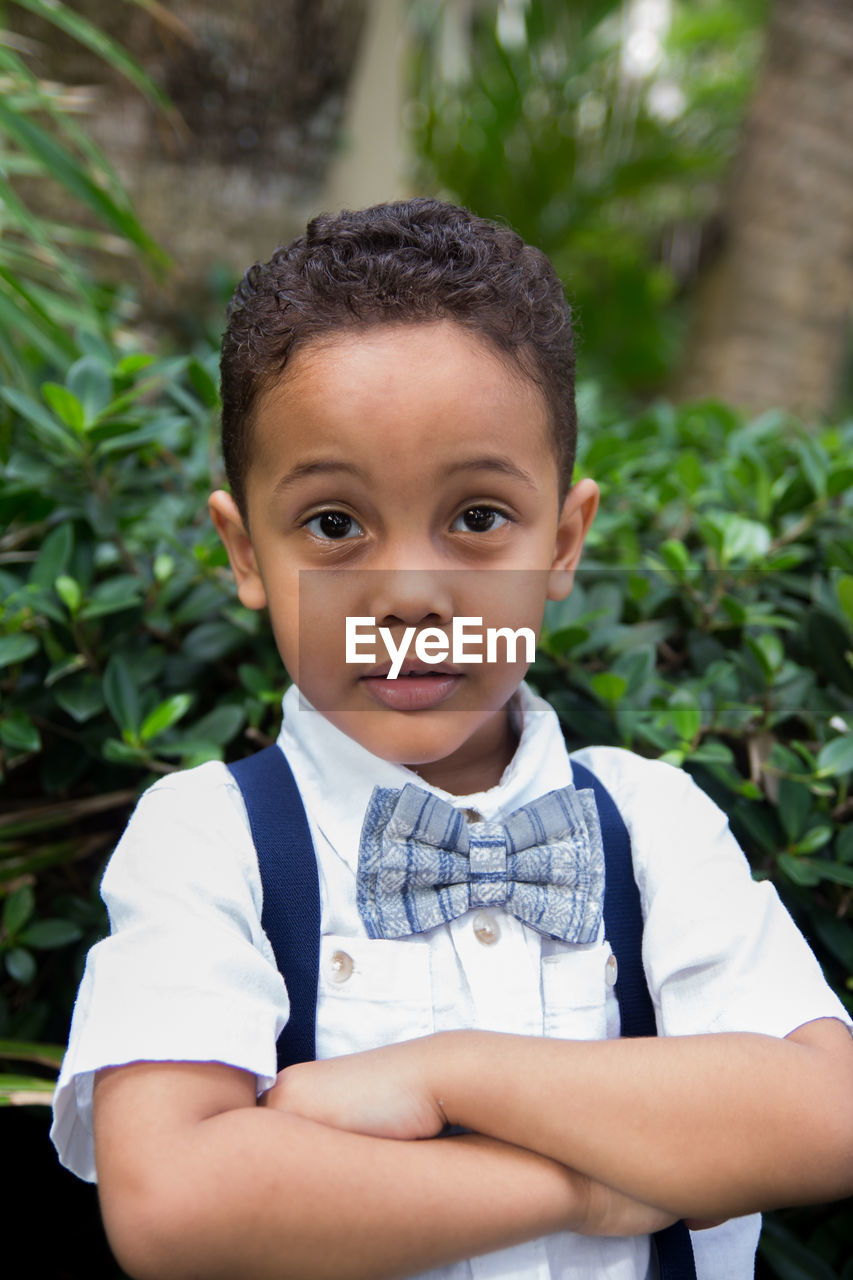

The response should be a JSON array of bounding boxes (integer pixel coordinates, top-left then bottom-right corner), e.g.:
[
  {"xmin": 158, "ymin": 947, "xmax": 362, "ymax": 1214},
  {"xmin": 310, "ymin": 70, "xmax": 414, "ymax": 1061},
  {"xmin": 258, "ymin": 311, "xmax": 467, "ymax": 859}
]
[{"xmin": 371, "ymin": 569, "xmax": 454, "ymax": 628}]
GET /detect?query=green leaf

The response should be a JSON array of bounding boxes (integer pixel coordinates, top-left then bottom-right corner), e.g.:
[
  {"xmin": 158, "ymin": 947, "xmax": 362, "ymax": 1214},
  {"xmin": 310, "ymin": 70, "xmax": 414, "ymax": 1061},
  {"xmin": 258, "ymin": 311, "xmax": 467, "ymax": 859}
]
[
  {"xmin": 0, "ymin": 386, "xmax": 83, "ymax": 457},
  {"xmin": 806, "ymin": 612, "xmax": 853, "ymax": 694},
  {"xmin": 685, "ymin": 741, "xmax": 734, "ymax": 765},
  {"xmin": 78, "ymin": 576, "xmax": 143, "ymax": 620},
  {"xmin": 836, "ymin": 574, "xmax": 853, "ymax": 628},
  {"xmin": 790, "ymin": 826, "xmax": 834, "ymax": 855},
  {"xmin": 168, "ymin": 741, "xmax": 224, "ymax": 767},
  {"xmin": 718, "ymin": 594, "xmax": 746, "ymax": 626},
  {"xmin": 29, "ymin": 523, "xmax": 74, "ymax": 589},
  {"xmin": 0, "ymin": 1074, "xmax": 56, "ymax": 1105},
  {"xmin": 0, "ymin": 711, "xmax": 41, "ymax": 754},
  {"xmin": 3, "ymin": 885, "xmax": 35, "ymax": 936},
  {"xmin": 68, "ymin": 355, "xmax": 113, "ymax": 425},
  {"xmin": 42, "ymin": 382, "xmax": 85, "ymax": 433},
  {"xmin": 746, "ymin": 632, "xmax": 784, "ymax": 677},
  {"xmin": 795, "ymin": 860, "xmax": 853, "ymax": 889},
  {"xmin": 667, "ymin": 692, "xmax": 701, "ymax": 743},
  {"xmin": 183, "ymin": 620, "xmax": 244, "ymax": 662},
  {"xmin": 5, "ymin": 947, "xmax": 36, "ymax": 985},
  {"xmin": 777, "ymin": 853, "xmax": 822, "ymax": 887},
  {"xmin": 54, "ymin": 574, "xmax": 82, "ymax": 615},
  {"xmin": 776, "ymin": 777, "xmax": 813, "ymax": 842},
  {"xmin": 0, "ymin": 1039, "xmax": 64, "ymax": 1069},
  {"xmin": 140, "ymin": 694, "xmax": 193, "ymax": 743},
  {"xmin": 44, "ymin": 654, "xmax": 87, "ymax": 687},
  {"xmin": 54, "ymin": 675, "xmax": 105, "ymax": 724},
  {"xmin": 0, "ymin": 634, "xmax": 39, "ymax": 668},
  {"xmin": 190, "ymin": 705, "xmax": 245, "ymax": 746},
  {"xmin": 102, "ymin": 655, "xmax": 141, "ymax": 737},
  {"xmin": 542, "ymin": 624, "xmax": 590, "ymax": 655},
  {"xmin": 591, "ymin": 672, "xmax": 628, "ymax": 704},
  {"xmin": 239, "ymin": 664, "xmax": 274, "ymax": 697},
  {"xmin": 658, "ymin": 539, "xmax": 691, "ymax": 571},
  {"xmin": 716, "ymin": 513, "xmax": 772, "ymax": 566},
  {"xmin": 116, "ymin": 353, "xmax": 156, "ymax": 377},
  {"xmin": 794, "ymin": 438, "xmax": 827, "ymax": 501},
  {"xmin": 836, "ymin": 825, "xmax": 853, "ymax": 864},
  {"xmin": 18, "ymin": 919, "xmax": 83, "ymax": 950},
  {"xmin": 816, "ymin": 735, "xmax": 853, "ymax": 777},
  {"xmin": 102, "ymin": 738, "xmax": 150, "ymax": 766},
  {"xmin": 153, "ymin": 553, "xmax": 175, "ymax": 583},
  {"xmin": 187, "ymin": 356, "xmax": 221, "ymax": 408}
]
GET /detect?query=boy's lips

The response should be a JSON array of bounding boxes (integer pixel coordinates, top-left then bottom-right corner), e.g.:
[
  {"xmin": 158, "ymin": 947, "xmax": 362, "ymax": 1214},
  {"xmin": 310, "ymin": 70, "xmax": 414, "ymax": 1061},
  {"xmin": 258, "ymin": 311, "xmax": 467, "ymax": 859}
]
[
  {"xmin": 362, "ymin": 658, "xmax": 464, "ymax": 679},
  {"xmin": 358, "ymin": 659, "xmax": 464, "ymax": 711}
]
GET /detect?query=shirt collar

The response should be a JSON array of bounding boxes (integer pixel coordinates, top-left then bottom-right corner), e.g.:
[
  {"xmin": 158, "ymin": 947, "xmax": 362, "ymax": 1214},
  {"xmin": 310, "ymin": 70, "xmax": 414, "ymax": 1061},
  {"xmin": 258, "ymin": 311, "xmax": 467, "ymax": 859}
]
[{"xmin": 277, "ymin": 682, "xmax": 574, "ymax": 875}]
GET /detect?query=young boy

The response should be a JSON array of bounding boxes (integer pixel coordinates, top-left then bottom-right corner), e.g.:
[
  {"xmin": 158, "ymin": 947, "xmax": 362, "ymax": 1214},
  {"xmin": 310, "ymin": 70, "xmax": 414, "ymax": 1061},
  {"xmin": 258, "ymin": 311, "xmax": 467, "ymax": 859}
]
[{"xmin": 52, "ymin": 199, "xmax": 853, "ymax": 1280}]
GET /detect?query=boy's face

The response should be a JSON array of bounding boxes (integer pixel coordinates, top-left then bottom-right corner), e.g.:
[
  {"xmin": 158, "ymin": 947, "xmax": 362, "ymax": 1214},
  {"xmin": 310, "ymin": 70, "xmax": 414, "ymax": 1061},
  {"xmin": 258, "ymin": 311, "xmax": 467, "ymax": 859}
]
[{"xmin": 211, "ymin": 321, "xmax": 597, "ymax": 792}]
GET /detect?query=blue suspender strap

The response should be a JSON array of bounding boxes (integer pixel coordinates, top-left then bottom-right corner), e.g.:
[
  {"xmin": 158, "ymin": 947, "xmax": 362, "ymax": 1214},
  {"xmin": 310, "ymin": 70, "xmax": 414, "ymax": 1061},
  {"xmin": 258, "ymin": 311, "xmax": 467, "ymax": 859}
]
[
  {"xmin": 570, "ymin": 760, "xmax": 697, "ymax": 1280},
  {"xmin": 227, "ymin": 745, "xmax": 321, "ymax": 1073}
]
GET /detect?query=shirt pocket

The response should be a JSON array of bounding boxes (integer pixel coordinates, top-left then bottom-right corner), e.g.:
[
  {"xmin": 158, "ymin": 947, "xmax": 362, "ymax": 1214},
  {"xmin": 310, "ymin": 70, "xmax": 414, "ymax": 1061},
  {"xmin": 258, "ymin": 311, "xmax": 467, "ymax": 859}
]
[
  {"xmin": 542, "ymin": 940, "xmax": 620, "ymax": 1040},
  {"xmin": 315, "ymin": 934, "xmax": 435, "ymax": 1059}
]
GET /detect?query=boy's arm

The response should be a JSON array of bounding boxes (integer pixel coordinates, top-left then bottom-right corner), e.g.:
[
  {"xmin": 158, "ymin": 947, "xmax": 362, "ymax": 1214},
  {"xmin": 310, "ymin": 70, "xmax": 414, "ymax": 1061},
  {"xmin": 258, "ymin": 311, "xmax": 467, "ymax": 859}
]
[
  {"xmin": 266, "ymin": 1016, "xmax": 853, "ymax": 1223},
  {"xmin": 93, "ymin": 1060, "xmax": 676, "ymax": 1280}
]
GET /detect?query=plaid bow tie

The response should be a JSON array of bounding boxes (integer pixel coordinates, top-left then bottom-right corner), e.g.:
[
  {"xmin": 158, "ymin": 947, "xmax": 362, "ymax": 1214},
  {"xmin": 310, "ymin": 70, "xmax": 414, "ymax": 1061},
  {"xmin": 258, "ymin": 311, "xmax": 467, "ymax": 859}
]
[{"xmin": 356, "ymin": 783, "xmax": 605, "ymax": 942}]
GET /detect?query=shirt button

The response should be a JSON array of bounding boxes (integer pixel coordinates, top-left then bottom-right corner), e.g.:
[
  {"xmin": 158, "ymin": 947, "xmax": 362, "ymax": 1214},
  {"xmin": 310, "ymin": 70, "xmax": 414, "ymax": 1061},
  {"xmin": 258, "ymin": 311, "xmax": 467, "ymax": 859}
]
[
  {"xmin": 463, "ymin": 807, "xmax": 483, "ymax": 823},
  {"xmin": 329, "ymin": 950, "xmax": 354, "ymax": 983},
  {"xmin": 473, "ymin": 910, "xmax": 501, "ymax": 946},
  {"xmin": 605, "ymin": 953, "xmax": 618, "ymax": 987}
]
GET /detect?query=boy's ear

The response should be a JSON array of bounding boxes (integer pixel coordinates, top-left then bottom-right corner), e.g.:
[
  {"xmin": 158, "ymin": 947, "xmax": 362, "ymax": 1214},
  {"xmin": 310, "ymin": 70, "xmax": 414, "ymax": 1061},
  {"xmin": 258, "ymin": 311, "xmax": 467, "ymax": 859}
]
[
  {"xmin": 208, "ymin": 490, "xmax": 268, "ymax": 610},
  {"xmin": 547, "ymin": 478, "xmax": 599, "ymax": 601}
]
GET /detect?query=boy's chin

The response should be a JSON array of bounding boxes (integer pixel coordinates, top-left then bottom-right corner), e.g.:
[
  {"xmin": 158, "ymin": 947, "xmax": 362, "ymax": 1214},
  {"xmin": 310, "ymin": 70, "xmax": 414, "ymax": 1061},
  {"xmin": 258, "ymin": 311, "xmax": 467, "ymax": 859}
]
[
  {"xmin": 316, "ymin": 700, "xmax": 516, "ymax": 772},
  {"xmin": 332, "ymin": 706, "xmax": 485, "ymax": 761}
]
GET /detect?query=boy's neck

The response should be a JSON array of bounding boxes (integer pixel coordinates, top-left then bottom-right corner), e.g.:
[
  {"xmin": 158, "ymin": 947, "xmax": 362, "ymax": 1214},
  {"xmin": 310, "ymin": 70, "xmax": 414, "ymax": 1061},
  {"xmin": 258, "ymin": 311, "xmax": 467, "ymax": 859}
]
[{"xmin": 406, "ymin": 708, "xmax": 520, "ymax": 796}]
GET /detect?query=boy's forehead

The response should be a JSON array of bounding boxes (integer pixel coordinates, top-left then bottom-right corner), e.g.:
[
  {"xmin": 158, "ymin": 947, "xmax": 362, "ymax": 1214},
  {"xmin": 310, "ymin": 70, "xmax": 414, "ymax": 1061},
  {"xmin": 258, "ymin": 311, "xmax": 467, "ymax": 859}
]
[
  {"xmin": 243, "ymin": 319, "xmax": 561, "ymax": 501},
  {"xmin": 256, "ymin": 320, "xmax": 547, "ymax": 428}
]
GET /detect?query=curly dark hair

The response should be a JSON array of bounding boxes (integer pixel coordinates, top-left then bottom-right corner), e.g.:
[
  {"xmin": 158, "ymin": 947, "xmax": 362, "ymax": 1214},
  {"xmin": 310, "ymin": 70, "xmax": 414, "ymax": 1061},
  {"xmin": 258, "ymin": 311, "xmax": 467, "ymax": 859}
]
[{"xmin": 220, "ymin": 198, "xmax": 576, "ymax": 517}]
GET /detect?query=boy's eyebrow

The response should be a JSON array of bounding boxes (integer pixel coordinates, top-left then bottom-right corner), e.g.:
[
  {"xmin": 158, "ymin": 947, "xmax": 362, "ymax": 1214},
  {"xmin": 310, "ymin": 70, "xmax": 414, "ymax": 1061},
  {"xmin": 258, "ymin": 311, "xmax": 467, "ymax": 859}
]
[
  {"xmin": 271, "ymin": 456, "xmax": 538, "ymax": 494},
  {"xmin": 272, "ymin": 460, "xmax": 366, "ymax": 494},
  {"xmin": 442, "ymin": 457, "xmax": 538, "ymax": 489}
]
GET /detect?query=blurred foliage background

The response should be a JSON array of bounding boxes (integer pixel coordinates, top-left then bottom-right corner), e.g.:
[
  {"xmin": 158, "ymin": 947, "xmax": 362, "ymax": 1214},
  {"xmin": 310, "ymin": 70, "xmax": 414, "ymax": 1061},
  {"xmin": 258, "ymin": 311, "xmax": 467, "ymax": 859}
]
[{"xmin": 1, "ymin": 1, "xmax": 851, "ymax": 1276}]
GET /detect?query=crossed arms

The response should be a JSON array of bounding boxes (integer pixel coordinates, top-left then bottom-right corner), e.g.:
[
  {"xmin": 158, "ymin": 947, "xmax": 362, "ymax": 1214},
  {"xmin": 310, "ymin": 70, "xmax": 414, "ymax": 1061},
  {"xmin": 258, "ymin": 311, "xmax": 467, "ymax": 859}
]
[{"xmin": 93, "ymin": 1016, "xmax": 853, "ymax": 1280}]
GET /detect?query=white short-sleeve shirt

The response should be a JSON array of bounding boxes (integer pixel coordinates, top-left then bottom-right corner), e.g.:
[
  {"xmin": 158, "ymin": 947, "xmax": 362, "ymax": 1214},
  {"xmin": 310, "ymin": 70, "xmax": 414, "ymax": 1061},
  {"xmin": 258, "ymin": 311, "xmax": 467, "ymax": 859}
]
[{"xmin": 51, "ymin": 683, "xmax": 851, "ymax": 1279}]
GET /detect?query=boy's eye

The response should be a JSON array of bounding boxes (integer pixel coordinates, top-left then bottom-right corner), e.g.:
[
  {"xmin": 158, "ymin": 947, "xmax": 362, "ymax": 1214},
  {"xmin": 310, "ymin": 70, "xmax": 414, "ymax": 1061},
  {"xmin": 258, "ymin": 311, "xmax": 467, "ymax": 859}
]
[
  {"xmin": 304, "ymin": 511, "xmax": 363, "ymax": 540},
  {"xmin": 452, "ymin": 506, "xmax": 509, "ymax": 533}
]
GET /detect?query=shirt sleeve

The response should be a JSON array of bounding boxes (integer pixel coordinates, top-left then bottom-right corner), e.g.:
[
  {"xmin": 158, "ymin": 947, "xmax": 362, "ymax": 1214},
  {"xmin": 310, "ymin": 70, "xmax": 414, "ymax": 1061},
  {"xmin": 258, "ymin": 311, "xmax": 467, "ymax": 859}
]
[
  {"xmin": 572, "ymin": 747, "xmax": 852, "ymax": 1040},
  {"xmin": 50, "ymin": 762, "xmax": 290, "ymax": 1183}
]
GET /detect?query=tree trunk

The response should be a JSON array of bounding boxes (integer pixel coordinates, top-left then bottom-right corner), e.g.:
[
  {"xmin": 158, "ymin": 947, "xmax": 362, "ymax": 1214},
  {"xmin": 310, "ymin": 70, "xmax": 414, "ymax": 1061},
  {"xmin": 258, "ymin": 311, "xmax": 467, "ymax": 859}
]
[
  {"xmin": 675, "ymin": 0, "xmax": 853, "ymax": 416},
  {"xmin": 14, "ymin": 1, "xmax": 368, "ymax": 309},
  {"xmin": 321, "ymin": 0, "xmax": 410, "ymax": 213}
]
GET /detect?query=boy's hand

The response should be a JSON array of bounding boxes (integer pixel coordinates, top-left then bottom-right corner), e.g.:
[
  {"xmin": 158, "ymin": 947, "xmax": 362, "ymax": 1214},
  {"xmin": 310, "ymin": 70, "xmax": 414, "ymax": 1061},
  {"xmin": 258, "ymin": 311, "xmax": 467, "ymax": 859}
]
[
  {"xmin": 262, "ymin": 1061, "xmax": 683, "ymax": 1240},
  {"xmin": 260, "ymin": 1038, "xmax": 446, "ymax": 1141},
  {"xmin": 260, "ymin": 1042, "xmax": 703, "ymax": 1242}
]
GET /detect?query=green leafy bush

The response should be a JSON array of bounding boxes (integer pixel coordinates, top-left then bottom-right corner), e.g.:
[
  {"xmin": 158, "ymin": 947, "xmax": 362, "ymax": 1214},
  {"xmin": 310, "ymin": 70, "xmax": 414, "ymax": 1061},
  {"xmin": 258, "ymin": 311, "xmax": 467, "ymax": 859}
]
[
  {"xmin": 0, "ymin": 336, "xmax": 283, "ymax": 1051},
  {"xmin": 536, "ymin": 395, "xmax": 853, "ymax": 1012}
]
